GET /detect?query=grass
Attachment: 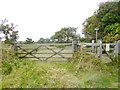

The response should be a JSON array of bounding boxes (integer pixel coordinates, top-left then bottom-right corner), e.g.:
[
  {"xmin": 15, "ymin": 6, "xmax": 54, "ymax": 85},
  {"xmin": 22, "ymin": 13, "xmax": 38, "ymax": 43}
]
[
  {"xmin": 1, "ymin": 44, "xmax": 119, "ymax": 88},
  {"xmin": 2, "ymin": 60, "xmax": 119, "ymax": 88},
  {"xmin": 68, "ymin": 52, "xmax": 119, "ymax": 88},
  {"xmin": 2, "ymin": 61, "xmax": 81, "ymax": 88},
  {"xmin": 0, "ymin": 71, "xmax": 1, "ymax": 89}
]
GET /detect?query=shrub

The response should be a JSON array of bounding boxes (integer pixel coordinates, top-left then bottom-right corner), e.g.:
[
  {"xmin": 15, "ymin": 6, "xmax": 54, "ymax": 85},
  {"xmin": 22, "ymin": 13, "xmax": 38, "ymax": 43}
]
[
  {"xmin": 2, "ymin": 44, "xmax": 22, "ymax": 75},
  {"xmin": 70, "ymin": 52, "xmax": 108, "ymax": 73}
]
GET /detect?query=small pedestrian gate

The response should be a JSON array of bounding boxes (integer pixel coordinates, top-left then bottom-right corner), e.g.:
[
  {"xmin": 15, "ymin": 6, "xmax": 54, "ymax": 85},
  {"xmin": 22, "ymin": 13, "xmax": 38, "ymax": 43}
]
[{"xmin": 15, "ymin": 43, "xmax": 73, "ymax": 61}]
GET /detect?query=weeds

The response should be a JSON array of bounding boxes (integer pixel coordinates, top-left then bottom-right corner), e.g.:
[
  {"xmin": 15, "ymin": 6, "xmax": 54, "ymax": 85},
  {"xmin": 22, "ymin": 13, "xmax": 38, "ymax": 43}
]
[{"xmin": 69, "ymin": 51, "xmax": 119, "ymax": 88}]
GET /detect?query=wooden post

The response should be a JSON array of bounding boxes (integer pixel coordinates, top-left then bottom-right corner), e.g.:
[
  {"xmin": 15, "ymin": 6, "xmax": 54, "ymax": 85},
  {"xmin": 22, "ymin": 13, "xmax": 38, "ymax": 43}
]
[
  {"xmin": 14, "ymin": 44, "xmax": 18, "ymax": 56},
  {"xmin": 92, "ymin": 40, "xmax": 95, "ymax": 53},
  {"xmin": 106, "ymin": 44, "xmax": 110, "ymax": 52},
  {"xmin": 97, "ymin": 40, "xmax": 102, "ymax": 59},
  {"xmin": 77, "ymin": 44, "xmax": 80, "ymax": 51},
  {"xmin": 72, "ymin": 40, "xmax": 77, "ymax": 53},
  {"xmin": 114, "ymin": 40, "xmax": 120, "ymax": 56}
]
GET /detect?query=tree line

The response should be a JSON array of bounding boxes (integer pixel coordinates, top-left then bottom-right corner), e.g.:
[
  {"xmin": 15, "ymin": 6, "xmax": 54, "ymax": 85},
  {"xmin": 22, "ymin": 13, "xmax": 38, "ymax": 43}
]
[
  {"xmin": 25, "ymin": 27, "xmax": 82, "ymax": 44},
  {"xmin": 83, "ymin": 0, "xmax": 120, "ymax": 42}
]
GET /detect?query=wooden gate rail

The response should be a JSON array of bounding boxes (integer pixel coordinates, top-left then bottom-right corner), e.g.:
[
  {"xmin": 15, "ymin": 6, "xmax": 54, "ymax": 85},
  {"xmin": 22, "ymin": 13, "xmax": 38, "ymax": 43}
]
[
  {"xmin": 16, "ymin": 52, "xmax": 72, "ymax": 54},
  {"xmin": 16, "ymin": 43, "xmax": 72, "ymax": 46}
]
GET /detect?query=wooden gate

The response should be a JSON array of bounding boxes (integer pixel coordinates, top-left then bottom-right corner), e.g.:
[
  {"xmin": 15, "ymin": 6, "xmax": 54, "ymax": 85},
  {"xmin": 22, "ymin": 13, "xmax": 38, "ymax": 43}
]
[{"xmin": 15, "ymin": 43, "xmax": 73, "ymax": 62}]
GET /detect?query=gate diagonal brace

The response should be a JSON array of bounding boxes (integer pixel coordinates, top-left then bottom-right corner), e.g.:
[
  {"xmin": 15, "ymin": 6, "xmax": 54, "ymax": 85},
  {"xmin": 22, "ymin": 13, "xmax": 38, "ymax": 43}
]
[
  {"xmin": 44, "ymin": 45, "xmax": 66, "ymax": 61},
  {"xmin": 17, "ymin": 45, "xmax": 42, "ymax": 61},
  {"xmin": 45, "ymin": 45, "xmax": 66, "ymax": 58},
  {"xmin": 45, "ymin": 45, "xmax": 66, "ymax": 57}
]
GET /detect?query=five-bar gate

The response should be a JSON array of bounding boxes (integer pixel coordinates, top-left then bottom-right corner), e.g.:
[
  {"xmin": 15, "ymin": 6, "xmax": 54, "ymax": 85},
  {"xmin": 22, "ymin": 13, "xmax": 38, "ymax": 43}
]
[{"xmin": 15, "ymin": 43, "xmax": 73, "ymax": 62}]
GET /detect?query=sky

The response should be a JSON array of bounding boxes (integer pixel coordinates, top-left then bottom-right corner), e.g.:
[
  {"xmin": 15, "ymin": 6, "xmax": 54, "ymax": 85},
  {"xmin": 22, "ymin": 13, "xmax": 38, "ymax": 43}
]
[{"xmin": 0, "ymin": 0, "xmax": 109, "ymax": 41}]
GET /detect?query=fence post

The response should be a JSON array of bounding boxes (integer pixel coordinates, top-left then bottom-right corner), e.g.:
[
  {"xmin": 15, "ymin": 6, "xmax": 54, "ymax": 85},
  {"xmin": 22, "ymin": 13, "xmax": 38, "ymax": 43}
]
[
  {"xmin": 92, "ymin": 40, "xmax": 95, "ymax": 53},
  {"xmin": 114, "ymin": 40, "xmax": 120, "ymax": 56},
  {"xmin": 97, "ymin": 40, "xmax": 102, "ymax": 59},
  {"xmin": 106, "ymin": 44, "xmax": 110, "ymax": 52},
  {"xmin": 13, "ymin": 43, "xmax": 18, "ymax": 56},
  {"xmin": 72, "ymin": 40, "xmax": 78, "ymax": 53}
]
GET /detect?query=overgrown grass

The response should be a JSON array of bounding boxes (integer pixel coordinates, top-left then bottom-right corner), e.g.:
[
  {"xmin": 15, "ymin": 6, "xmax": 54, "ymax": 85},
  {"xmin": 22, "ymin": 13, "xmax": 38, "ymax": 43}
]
[
  {"xmin": 2, "ymin": 45, "xmax": 119, "ymax": 88},
  {"xmin": 3, "ymin": 61, "xmax": 82, "ymax": 88},
  {"xmin": 69, "ymin": 52, "xmax": 119, "ymax": 88}
]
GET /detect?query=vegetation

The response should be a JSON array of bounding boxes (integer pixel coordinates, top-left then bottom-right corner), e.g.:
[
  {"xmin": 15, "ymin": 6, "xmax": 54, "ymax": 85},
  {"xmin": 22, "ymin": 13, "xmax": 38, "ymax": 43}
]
[
  {"xmin": 69, "ymin": 52, "xmax": 119, "ymax": 88},
  {"xmin": 37, "ymin": 27, "xmax": 84, "ymax": 43},
  {"xmin": 51, "ymin": 27, "xmax": 80, "ymax": 43},
  {"xmin": 1, "ymin": 45, "xmax": 119, "ymax": 88},
  {"xmin": 1, "ymin": 0, "xmax": 120, "ymax": 89},
  {"xmin": 25, "ymin": 38, "xmax": 34, "ymax": 44},
  {"xmin": 83, "ymin": 1, "xmax": 120, "ymax": 42},
  {"xmin": 37, "ymin": 37, "xmax": 51, "ymax": 43},
  {"xmin": 0, "ymin": 19, "xmax": 19, "ymax": 44}
]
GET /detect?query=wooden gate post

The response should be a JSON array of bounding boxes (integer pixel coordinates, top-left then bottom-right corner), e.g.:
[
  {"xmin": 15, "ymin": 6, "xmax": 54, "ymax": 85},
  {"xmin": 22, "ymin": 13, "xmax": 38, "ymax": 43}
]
[
  {"xmin": 97, "ymin": 40, "xmax": 102, "ymax": 59},
  {"xmin": 72, "ymin": 40, "xmax": 78, "ymax": 53},
  {"xmin": 14, "ymin": 44, "xmax": 18, "ymax": 56},
  {"xmin": 114, "ymin": 40, "xmax": 120, "ymax": 56}
]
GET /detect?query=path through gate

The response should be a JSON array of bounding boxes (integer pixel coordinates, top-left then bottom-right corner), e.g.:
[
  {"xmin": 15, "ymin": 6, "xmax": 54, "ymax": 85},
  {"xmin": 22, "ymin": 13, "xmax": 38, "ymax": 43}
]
[{"xmin": 15, "ymin": 43, "xmax": 73, "ymax": 62}]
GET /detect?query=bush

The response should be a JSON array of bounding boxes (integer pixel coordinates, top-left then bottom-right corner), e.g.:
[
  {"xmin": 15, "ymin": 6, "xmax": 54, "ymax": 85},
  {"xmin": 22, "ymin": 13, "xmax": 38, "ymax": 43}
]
[{"xmin": 2, "ymin": 44, "xmax": 22, "ymax": 75}]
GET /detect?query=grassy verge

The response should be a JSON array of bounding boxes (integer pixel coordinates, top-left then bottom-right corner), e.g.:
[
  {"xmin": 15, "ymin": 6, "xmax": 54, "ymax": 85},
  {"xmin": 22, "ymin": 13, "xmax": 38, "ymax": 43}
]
[{"xmin": 68, "ymin": 52, "xmax": 119, "ymax": 88}]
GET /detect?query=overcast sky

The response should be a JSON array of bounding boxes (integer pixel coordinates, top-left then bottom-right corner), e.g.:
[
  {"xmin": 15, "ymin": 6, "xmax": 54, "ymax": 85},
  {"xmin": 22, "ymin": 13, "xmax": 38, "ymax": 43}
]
[{"xmin": 0, "ymin": 0, "xmax": 109, "ymax": 41}]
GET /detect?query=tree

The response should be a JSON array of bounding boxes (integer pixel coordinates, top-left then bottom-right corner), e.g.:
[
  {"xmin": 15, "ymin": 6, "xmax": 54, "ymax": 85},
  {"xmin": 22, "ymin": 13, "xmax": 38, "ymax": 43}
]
[
  {"xmin": 38, "ymin": 38, "xmax": 45, "ymax": 43},
  {"xmin": 51, "ymin": 27, "xmax": 79, "ymax": 43},
  {"xmin": 37, "ymin": 37, "xmax": 51, "ymax": 43},
  {"xmin": 0, "ymin": 19, "xmax": 19, "ymax": 44},
  {"xmin": 83, "ymin": 1, "xmax": 120, "ymax": 42},
  {"xmin": 25, "ymin": 38, "xmax": 34, "ymax": 44}
]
